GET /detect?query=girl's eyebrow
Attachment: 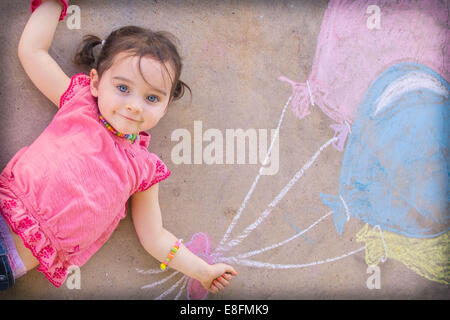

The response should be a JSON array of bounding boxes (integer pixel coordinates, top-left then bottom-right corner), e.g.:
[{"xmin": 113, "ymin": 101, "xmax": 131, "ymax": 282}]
[{"xmin": 112, "ymin": 76, "xmax": 167, "ymax": 96}]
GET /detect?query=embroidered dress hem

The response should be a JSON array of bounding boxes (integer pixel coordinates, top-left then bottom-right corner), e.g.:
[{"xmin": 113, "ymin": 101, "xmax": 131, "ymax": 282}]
[{"xmin": 0, "ymin": 178, "xmax": 68, "ymax": 287}]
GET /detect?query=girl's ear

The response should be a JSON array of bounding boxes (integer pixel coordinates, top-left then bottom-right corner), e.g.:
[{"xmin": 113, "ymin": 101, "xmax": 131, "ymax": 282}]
[{"xmin": 89, "ymin": 68, "xmax": 100, "ymax": 97}]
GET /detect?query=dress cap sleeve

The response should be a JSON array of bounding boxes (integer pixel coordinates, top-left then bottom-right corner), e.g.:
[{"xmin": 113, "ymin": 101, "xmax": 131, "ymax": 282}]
[
  {"xmin": 59, "ymin": 73, "xmax": 91, "ymax": 110},
  {"xmin": 137, "ymin": 154, "xmax": 172, "ymax": 192},
  {"xmin": 31, "ymin": 0, "xmax": 68, "ymax": 21}
]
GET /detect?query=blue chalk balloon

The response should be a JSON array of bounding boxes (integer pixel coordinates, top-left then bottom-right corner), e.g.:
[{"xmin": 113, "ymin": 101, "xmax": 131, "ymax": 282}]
[{"xmin": 321, "ymin": 62, "xmax": 449, "ymax": 238}]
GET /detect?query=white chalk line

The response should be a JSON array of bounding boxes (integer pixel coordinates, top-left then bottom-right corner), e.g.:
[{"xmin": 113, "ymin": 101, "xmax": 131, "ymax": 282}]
[
  {"xmin": 306, "ymin": 80, "xmax": 315, "ymax": 106},
  {"xmin": 215, "ymin": 136, "xmax": 337, "ymax": 253},
  {"xmin": 137, "ymin": 269, "xmax": 190, "ymax": 300},
  {"xmin": 175, "ymin": 276, "xmax": 189, "ymax": 300},
  {"xmin": 140, "ymin": 270, "xmax": 180, "ymax": 289},
  {"xmin": 218, "ymin": 246, "xmax": 365, "ymax": 270},
  {"xmin": 339, "ymin": 194, "xmax": 351, "ymax": 222},
  {"xmin": 218, "ymin": 95, "xmax": 293, "ymax": 248},
  {"xmin": 136, "ymin": 267, "xmax": 166, "ymax": 275},
  {"xmin": 154, "ymin": 275, "xmax": 188, "ymax": 300},
  {"xmin": 137, "ymin": 266, "xmax": 188, "ymax": 300},
  {"xmin": 228, "ymin": 211, "xmax": 333, "ymax": 260}
]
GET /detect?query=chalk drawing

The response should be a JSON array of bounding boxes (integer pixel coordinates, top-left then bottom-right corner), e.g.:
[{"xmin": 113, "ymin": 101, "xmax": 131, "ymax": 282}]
[
  {"xmin": 280, "ymin": 0, "xmax": 450, "ymax": 285},
  {"xmin": 215, "ymin": 135, "xmax": 337, "ymax": 253},
  {"xmin": 227, "ymin": 211, "xmax": 333, "ymax": 260},
  {"xmin": 218, "ymin": 95, "xmax": 292, "ymax": 249},
  {"xmin": 280, "ymin": 0, "xmax": 448, "ymax": 152},
  {"xmin": 357, "ymin": 224, "xmax": 449, "ymax": 285},
  {"xmin": 139, "ymin": 270, "xmax": 180, "ymax": 289},
  {"xmin": 321, "ymin": 62, "xmax": 449, "ymax": 239},
  {"xmin": 137, "ymin": 94, "xmax": 364, "ymax": 300},
  {"xmin": 137, "ymin": 0, "xmax": 449, "ymax": 299},
  {"xmin": 154, "ymin": 275, "xmax": 188, "ymax": 300},
  {"xmin": 322, "ymin": 62, "xmax": 450, "ymax": 284},
  {"xmin": 219, "ymin": 246, "xmax": 366, "ymax": 270}
]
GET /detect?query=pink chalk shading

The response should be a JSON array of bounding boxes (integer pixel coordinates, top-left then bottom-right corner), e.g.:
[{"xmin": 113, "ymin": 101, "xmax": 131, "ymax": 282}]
[
  {"xmin": 184, "ymin": 232, "xmax": 223, "ymax": 300},
  {"xmin": 280, "ymin": 0, "xmax": 449, "ymax": 152}
]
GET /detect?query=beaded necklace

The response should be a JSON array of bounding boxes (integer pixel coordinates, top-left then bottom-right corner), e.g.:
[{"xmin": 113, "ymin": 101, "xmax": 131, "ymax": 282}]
[{"xmin": 99, "ymin": 114, "xmax": 138, "ymax": 143}]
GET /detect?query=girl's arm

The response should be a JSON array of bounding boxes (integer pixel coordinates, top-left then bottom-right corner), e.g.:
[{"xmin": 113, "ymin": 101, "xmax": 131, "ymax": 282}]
[
  {"xmin": 131, "ymin": 183, "xmax": 238, "ymax": 293},
  {"xmin": 18, "ymin": 0, "xmax": 70, "ymax": 108}
]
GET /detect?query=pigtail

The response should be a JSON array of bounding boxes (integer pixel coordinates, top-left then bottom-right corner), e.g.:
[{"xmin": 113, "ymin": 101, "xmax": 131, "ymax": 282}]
[
  {"xmin": 73, "ymin": 34, "xmax": 103, "ymax": 70},
  {"xmin": 172, "ymin": 79, "xmax": 192, "ymax": 102}
]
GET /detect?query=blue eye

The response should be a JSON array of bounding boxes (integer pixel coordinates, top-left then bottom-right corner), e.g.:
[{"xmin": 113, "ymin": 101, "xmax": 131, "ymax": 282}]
[
  {"xmin": 117, "ymin": 85, "xmax": 128, "ymax": 93},
  {"xmin": 147, "ymin": 95, "xmax": 159, "ymax": 103}
]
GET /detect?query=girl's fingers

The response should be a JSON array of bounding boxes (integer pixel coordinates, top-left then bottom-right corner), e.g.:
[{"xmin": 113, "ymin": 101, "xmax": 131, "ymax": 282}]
[
  {"xmin": 217, "ymin": 276, "xmax": 229, "ymax": 287},
  {"xmin": 226, "ymin": 266, "xmax": 238, "ymax": 276},
  {"xmin": 209, "ymin": 284, "xmax": 218, "ymax": 294},
  {"xmin": 207, "ymin": 264, "xmax": 238, "ymax": 293},
  {"xmin": 213, "ymin": 279, "xmax": 224, "ymax": 290},
  {"xmin": 222, "ymin": 273, "xmax": 233, "ymax": 281}
]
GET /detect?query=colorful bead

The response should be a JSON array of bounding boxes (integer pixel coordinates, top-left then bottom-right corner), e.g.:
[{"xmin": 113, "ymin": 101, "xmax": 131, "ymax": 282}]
[
  {"xmin": 159, "ymin": 239, "xmax": 183, "ymax": 271},
  {"xmin": 98, "ymin": 114, "xmax": 138, "ymax": 143}
]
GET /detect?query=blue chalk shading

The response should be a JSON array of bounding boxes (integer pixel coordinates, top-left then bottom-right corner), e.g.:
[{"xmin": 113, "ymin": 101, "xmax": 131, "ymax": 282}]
[
  {"xmin": 282, "ymin": 214, "xmax": 314, "ymax": 244},
  {"xmin": 321, "ymin": 62, "xmax": 449, "ymax": 238}
]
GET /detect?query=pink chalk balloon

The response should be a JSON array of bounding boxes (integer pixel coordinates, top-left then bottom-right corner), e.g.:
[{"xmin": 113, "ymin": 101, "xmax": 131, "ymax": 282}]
[
  {"xmin": 184, "ymin": 232, "xmax": 222, "ymax": 300},
  {"xmin": 280, "ymin": 0, "xmax": 448, "ymax": 152}
]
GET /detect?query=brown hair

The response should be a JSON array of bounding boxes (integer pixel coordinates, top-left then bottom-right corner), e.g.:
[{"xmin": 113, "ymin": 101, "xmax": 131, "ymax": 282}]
[{"xmin": 73, "ymin": 25, "xmax": 191, "ymax": 102}]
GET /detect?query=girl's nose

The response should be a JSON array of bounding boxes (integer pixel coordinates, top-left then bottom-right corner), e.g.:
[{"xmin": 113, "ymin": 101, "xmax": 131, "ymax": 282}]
[{"xmin": 126, "ymin": 104, "xmax": 142, "ymax": 113}]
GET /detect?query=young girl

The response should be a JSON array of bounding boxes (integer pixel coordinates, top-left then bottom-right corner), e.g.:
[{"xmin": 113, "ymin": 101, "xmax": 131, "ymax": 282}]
[{"xmin": 0, "ymin": 0, "xmax": 237, "ymax": 293}]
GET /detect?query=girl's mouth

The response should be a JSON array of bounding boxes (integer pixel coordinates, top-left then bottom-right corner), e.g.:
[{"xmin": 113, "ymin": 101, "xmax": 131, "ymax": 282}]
[{"xmin": 120, "ymin": 114, "xmax": 140, "ymax": 122}]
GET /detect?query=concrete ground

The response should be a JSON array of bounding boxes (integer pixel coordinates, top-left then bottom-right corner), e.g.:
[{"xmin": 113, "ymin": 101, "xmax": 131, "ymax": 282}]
[{"xmin": 0, "ymin": 0, "xmax": 448, "ymax": 299}]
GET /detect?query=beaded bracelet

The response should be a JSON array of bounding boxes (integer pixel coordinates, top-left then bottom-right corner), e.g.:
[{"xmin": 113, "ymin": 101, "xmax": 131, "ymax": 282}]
[{"xmin": 160, "ymin": 239, "xmax": 183, "ymax": 271}]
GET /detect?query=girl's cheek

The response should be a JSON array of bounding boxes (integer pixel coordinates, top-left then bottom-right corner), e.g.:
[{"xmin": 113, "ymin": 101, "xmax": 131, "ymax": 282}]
[
  {"xmin": 156, "ymin": 108, "xmax": 167, "ymax": 119},
  {"xmin": 144, "ymin": 111, "xmax": 160, "ymax": 125},
  {"xmin": 114, "ymin": 92, "xmax": 127, "ymax": 103}
]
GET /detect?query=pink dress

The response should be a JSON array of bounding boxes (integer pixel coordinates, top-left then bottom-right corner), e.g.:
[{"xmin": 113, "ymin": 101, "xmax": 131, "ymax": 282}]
[{"xmin": 0, "ymin": 73, "xmax": 171, "ymax": 287}]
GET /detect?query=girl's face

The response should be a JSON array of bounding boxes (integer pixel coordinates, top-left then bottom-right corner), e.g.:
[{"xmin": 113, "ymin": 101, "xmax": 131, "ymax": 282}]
[{"xmin": 89, "ymin": 51, "xmax": 174, "ymax": 135}]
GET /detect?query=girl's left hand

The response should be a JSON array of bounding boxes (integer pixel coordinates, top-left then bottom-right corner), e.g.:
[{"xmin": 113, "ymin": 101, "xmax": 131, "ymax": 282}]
[{"xmin": 201, "ymin": 263, "xmax": 238, "ymax": 294}]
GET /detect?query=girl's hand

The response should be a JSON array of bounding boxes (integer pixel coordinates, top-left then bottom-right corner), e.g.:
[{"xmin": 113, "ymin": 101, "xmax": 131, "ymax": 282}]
[{"xmin": 201, "ymin": 263, "xmax": 238, "ymax": 294}]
